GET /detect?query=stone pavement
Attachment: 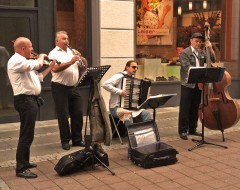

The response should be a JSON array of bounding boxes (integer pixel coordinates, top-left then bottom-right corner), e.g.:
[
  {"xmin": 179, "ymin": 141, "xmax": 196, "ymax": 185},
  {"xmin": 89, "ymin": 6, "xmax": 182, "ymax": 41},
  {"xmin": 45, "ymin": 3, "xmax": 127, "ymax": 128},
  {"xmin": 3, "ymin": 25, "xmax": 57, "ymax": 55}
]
[{"xmin": 1, "ymin": 106, "xmax": 240, "ymax": 189}]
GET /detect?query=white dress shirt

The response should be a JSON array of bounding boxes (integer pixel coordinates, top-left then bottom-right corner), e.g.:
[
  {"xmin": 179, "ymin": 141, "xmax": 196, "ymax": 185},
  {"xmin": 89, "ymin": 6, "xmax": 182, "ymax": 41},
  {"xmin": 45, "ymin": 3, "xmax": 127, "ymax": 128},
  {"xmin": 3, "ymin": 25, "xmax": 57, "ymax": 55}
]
[
  {"xmin": 48, "ymin": 46, "xmax": 79, "ymax": 86},
  {"xmin": 7, "ymin": 53, "xmax": 42, "ymax": 96},
  {"xmin": 102, "ymin": 71, "xmax": 127, "ymax": 108},
  {"xmin": 191, "ymin": 46, "xmax": 200, "ymax": 67}
]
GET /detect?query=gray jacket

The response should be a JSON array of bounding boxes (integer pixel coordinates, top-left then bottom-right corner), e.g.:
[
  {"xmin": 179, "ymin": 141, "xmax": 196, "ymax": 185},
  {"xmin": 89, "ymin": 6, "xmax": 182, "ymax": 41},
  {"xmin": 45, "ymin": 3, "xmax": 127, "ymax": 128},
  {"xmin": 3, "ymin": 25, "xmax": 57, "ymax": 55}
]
[
  {"xmin": 90, "ymin": 81, "xmax": 112, "ymax": 146},
  {"xmin": 180, "ymin": 46, "xmax": 216, "ymax": 88}
]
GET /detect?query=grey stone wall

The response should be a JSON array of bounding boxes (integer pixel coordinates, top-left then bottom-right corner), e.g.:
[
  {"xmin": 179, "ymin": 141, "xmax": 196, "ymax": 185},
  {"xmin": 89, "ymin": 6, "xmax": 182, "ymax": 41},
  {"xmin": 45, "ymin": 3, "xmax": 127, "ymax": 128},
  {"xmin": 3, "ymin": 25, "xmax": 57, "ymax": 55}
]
[{"xmin": 99, "ymin": 0, "xmax": 135, "ymax": 108}]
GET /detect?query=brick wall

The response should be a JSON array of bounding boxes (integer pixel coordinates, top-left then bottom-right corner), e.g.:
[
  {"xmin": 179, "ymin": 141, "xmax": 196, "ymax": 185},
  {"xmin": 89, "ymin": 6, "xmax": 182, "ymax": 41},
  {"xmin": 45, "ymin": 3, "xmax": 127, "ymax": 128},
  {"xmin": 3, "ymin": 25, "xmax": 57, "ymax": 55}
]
[{"xmin": 56, "ymin": 0, "xmax": 86, "ymax": 56}]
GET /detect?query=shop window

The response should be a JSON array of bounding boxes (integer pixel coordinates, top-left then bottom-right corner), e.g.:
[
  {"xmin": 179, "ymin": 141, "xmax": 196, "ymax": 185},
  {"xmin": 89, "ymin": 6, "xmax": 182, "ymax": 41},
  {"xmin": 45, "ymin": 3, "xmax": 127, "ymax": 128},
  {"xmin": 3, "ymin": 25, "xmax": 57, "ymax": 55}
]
[{"xmin": 135, "ymin": 0, "xmax": 227, "ymax": 82}]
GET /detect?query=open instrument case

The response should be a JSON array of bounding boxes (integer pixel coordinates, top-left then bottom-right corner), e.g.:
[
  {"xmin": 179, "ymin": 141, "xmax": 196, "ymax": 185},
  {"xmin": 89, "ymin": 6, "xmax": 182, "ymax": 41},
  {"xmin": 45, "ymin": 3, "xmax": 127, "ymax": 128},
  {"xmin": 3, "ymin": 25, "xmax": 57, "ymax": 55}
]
[{"xmin": 127, "ymin": 120, "xmax": 178, "ymax": 169}]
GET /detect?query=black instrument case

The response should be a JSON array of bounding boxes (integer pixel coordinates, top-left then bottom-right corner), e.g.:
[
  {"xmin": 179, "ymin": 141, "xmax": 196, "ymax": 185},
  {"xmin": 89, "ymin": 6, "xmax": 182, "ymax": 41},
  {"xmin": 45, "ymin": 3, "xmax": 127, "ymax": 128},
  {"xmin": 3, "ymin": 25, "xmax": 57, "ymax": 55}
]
[
  {"xmin": 54, "ymin": 144, "xmax": 109, "ymax": 176},
  {"xmin": 127, "ymin": 120, "xmax": 178, "ymax": 168}
]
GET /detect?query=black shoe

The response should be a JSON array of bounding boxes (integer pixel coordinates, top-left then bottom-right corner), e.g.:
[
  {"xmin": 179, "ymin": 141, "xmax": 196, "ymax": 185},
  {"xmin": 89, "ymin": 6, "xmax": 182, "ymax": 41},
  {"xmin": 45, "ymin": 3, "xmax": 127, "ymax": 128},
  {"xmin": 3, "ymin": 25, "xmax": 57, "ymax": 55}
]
[
  {"xmin": 27, "ymin": 163, "xmax": 37, "ymax": 168},
  {"xmin": 179, "ymin": 132, "xmax": 188, "ymax": 140},
  {"xmin": 72, "ymin": 141, "xmax": 85, "ymax": 147},
  {"xmin": 16, "ymin": 169, "xmax": 37, "ymax": 178},
  {"xmin": 189, "ymin": 131, "xmax": 202, "ymax": 136},
  {"xmin": 62, "ymin": 143, "xmax": 70, "ymax": 150}
]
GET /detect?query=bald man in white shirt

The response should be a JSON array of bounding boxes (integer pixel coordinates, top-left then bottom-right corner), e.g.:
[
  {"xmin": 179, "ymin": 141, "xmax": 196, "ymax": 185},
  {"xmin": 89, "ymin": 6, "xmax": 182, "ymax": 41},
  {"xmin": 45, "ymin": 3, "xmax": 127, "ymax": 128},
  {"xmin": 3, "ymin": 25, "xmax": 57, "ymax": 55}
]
[{"xmin": 8, "ymin": 37, "xmax": 55, "ymax": 178}]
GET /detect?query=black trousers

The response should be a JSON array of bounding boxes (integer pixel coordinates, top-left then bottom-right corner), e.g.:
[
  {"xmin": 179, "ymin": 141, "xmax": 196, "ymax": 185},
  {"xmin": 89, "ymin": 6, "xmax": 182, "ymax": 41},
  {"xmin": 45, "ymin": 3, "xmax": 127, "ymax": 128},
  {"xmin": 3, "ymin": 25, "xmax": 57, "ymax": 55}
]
[
  {"xmin": 178, "ymin": 85, "xmax": 202, "ymax": 134},
  {"xmin": 14, "ymin": 95, "xmax": 39, "ymax": 172},
  {"xmin": 51, "ymin": 82, "xmax": 83, "ymax": 144}
]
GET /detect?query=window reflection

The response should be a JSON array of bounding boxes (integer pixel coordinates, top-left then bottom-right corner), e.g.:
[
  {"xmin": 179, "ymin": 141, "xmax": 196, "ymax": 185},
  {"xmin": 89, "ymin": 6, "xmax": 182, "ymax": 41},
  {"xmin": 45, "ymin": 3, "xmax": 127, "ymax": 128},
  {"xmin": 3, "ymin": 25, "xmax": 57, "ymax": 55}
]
[
  {"xmin": 0, "ymin": 0, "xmax": 36, "ymax": 7},
  {"xmin": 0, "ymin": 16, "xmax": 30, "ymax": 119},
  {"xmin": 0, "ymin": 46, "xmax": 12, "ymax": 110}
]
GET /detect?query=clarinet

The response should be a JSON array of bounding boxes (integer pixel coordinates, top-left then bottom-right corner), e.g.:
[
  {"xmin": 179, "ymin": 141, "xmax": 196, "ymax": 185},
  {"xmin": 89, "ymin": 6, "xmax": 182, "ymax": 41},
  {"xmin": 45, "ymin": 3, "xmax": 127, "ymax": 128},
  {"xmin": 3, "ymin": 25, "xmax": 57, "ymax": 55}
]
[{"xmin": 67, "ymin": 44, "xmax": 86, "ymax": 68}]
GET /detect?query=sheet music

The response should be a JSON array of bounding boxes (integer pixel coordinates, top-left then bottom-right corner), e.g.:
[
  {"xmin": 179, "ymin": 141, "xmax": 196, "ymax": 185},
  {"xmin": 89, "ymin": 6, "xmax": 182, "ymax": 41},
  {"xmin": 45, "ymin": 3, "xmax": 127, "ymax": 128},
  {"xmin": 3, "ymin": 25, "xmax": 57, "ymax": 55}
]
[
  {"xmin": 137, "ymin": 93, "xmax": 176, "ymax": 109},
  {"xmin": 134, "ymin": 128, "xmax": 157, "ymax": 147}
]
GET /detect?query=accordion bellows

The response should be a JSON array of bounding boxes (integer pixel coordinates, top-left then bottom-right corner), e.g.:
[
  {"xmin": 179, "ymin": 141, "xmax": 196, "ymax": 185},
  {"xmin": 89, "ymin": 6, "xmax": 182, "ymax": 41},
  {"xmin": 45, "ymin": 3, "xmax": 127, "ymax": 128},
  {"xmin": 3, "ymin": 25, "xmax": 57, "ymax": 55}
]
[{"xmin": 120, "ymin": 77, "xmax": 151, "ymax": 109}]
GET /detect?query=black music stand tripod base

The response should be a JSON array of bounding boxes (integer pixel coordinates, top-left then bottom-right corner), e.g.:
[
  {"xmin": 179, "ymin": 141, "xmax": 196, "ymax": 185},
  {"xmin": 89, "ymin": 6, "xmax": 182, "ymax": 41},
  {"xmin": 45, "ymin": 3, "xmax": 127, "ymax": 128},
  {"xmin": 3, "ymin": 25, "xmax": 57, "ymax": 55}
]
[
  {"xmin": 187, "ymin": 67, "xmax": 227, "ymax": 151},
  {"xmin": 188, "ymin": 139, "xmax": 228, "ymax": 151},
  {"xmin": 93, "ymin": 155, "xmax": 115, "ymax": 175},
  {"xmin": 85, "ymin": 135, "xmax": 115, "ymax": 175},
  {"xmin": 88, "ymin": 150, "xmax": 115, "ymax": 175}
]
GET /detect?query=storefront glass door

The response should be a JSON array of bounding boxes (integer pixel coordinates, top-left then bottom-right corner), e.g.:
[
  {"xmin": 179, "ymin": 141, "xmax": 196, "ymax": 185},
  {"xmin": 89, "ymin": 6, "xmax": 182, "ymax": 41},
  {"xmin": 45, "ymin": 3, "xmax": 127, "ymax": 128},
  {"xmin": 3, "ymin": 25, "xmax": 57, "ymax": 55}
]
[{"xmin": 0, "ymin": 9, "xmax": 38, "ymax": 123}]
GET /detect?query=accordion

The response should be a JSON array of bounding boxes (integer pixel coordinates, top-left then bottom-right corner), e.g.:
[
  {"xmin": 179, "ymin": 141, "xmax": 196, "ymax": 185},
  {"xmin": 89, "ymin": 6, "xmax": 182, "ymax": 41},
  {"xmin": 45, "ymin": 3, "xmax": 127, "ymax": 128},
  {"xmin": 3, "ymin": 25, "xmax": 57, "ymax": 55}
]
[{"xmin": 120, "ymin": 77, "xmax": 151, "ymax": 109}]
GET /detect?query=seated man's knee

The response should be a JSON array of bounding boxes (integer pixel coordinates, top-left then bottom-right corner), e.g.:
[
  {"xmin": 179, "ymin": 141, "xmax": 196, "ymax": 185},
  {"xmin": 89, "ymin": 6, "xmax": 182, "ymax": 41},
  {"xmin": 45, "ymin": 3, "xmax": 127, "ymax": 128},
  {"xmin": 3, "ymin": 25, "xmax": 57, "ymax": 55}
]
[
  {"xmin": 110, "ymin": 107, "xmax": 118, "ymax": 118},
  {"xmin": 141, "ymin": 110, "xmax": 152, "ymax": 121}
]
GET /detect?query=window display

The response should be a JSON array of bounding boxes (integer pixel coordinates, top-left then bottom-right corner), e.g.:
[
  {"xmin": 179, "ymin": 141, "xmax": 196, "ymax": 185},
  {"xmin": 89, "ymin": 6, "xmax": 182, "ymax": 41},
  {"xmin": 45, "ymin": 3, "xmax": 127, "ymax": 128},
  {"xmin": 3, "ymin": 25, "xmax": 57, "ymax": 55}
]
[
  {"xmin": 136, "ymin": 0, "xmax": 223, "ymax": 83},
  {"xmin": 135, "ymin": 58, "xmax": 180, "ymax": 82}
]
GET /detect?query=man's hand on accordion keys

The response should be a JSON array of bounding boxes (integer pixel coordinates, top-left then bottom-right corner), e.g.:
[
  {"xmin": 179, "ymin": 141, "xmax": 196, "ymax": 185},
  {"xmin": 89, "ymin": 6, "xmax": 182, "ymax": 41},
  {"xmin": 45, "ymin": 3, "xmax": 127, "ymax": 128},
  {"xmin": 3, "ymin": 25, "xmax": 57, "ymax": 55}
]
[{"xmin": 121, "ymin": 90, "xmax": 127, "ymax": 97}]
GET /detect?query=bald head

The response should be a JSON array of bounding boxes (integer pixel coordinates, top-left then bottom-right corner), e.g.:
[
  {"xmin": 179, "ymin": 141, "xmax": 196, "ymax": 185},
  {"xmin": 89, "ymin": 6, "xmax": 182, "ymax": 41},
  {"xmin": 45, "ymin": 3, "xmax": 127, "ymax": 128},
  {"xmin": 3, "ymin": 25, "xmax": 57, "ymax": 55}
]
[
  {"xmin": 13, "ymin": 37, "xmax": 33, "ymax": 58},
  {"xmin": 14, "ymin": 37, "xmax": 31, "ymax": 51}
]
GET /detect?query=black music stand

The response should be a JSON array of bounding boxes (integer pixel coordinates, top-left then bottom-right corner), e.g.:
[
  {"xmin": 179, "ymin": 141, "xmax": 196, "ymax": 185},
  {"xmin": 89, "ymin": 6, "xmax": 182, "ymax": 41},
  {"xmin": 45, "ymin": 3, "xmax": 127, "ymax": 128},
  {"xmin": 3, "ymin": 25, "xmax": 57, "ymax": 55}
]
[
  {"xmin": 76, "ymin": 65, "xmax": 111, "ymax": 87},
  {"xmin": 187, "ymin": 67, "xmax": 228, "ymax": 151},
  {"xmin": 77, "ymin": 65, "xmax": 111, "ymax": 129},
  {"xmin": 138, "ymin": 94, "xmax": 176, "ymax": 123},
  {"xmin": 138, "ymin": 94, "xmax": 176, "ymax": 140},
  {"xmin": 77, "ymin": 65, "xmax": 115, "ymax": 175}
]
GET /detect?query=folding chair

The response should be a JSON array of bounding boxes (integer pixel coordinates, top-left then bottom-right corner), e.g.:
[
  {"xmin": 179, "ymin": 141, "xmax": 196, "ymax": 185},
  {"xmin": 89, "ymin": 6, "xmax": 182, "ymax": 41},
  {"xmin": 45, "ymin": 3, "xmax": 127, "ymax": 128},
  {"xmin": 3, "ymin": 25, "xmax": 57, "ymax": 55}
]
[{"xmin": 109, "ymin": 113, "xmax": 124, "ymax": 145}]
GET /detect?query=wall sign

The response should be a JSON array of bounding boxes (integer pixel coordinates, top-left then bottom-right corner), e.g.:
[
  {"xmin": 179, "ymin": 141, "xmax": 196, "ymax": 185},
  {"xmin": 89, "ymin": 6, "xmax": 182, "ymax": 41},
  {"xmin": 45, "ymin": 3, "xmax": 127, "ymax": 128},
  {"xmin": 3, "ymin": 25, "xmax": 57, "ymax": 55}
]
[{"xmin": 136, "ymin": 0, "xmax": 173, "ymax": 45}]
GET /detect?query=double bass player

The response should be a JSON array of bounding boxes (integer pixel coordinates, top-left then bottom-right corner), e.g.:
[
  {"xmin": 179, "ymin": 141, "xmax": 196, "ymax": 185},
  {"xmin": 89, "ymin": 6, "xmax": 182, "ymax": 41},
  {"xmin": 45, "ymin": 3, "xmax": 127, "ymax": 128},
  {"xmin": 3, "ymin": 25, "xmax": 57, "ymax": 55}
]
[{"xmin": 178, "ymin": 31, "xmax": 216, "ymax": 140}]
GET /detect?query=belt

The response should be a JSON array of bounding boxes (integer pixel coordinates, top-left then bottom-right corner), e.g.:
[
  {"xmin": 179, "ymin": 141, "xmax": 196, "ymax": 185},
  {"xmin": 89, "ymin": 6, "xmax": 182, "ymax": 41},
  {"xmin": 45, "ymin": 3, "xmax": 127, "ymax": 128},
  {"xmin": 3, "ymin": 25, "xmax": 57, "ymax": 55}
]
[
  {"xmin": 52, "ymin": 82, "xmax": 74, "ymax": 88},
  {"xmin": 14, "ymin": 94, "xmax": 39, "ymax": 99}
]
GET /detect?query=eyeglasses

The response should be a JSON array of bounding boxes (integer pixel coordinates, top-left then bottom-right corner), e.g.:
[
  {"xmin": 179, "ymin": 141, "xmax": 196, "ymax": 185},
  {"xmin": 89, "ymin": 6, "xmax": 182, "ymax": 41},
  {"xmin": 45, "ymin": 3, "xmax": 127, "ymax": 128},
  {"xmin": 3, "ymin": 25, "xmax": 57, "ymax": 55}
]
[{"xmin": 131, "ymin": 66, "xmax": 138, "ymax": 69}]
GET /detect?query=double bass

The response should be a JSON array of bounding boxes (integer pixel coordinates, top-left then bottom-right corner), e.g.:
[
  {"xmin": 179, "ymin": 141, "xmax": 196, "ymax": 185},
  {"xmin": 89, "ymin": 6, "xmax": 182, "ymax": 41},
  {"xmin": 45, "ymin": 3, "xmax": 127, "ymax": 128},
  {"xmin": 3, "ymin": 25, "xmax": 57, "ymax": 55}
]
[{"xmin": 198, "ymin": 22, "xmax": 240, "ymax": 141}]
